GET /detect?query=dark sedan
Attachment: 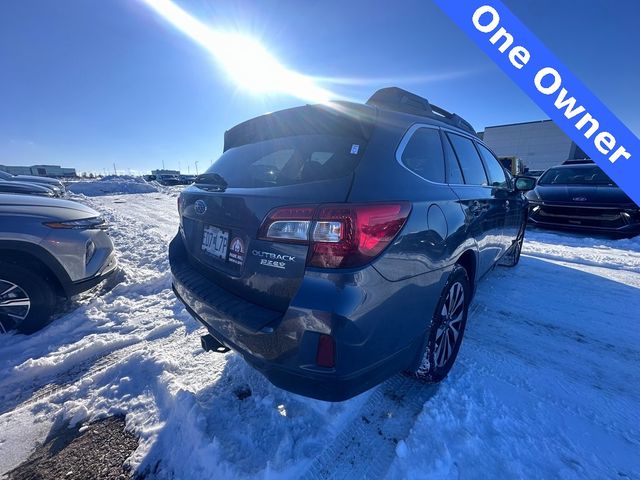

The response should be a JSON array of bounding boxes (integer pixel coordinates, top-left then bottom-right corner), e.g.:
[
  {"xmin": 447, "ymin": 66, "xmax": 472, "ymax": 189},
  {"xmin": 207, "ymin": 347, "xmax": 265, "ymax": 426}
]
[{"xmin": 526, "ymin": 164, "xmax": 640, "ymax": 236}]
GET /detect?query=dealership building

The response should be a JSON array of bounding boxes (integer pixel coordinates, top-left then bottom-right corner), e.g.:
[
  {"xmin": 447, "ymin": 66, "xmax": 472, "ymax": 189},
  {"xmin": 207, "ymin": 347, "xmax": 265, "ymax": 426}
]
[
  {"xmin": 0, "ymin": 164, "xmax": 77, "ymax": 178},
  {"xmin": 481, "ymin": 120, "xmax": 588, "ymax": 172}
]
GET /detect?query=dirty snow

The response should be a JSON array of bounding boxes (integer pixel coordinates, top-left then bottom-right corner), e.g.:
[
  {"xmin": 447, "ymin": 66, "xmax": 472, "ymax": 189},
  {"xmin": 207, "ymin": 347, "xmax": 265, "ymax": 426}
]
[{"xmin": 0, "ymin": 188, "xmax": 639, "ymax": 479}]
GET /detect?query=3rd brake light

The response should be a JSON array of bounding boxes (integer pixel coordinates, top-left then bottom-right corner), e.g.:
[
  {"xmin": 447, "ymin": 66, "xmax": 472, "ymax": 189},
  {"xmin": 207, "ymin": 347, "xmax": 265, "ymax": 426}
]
[{"xmin": 258, "ymin": 203, "xmax": 412, "ymax": 268}]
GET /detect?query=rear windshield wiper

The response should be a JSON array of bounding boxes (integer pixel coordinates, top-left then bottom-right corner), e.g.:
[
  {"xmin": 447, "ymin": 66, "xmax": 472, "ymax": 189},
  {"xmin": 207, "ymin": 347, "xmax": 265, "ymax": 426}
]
[{"xmin": 195, "ymin": 173, "xmax": 228, "ymax": 191}]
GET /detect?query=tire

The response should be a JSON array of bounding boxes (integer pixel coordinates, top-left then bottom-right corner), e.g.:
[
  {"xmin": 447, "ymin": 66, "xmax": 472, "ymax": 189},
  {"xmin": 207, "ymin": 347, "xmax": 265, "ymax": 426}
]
[
  {"xmin": 0, "ymin": 263, "xmax": 57, "ymax": 334},
  {"xmin": 407, "ymin": 264, "xmax": 470, "ymax": 383}
]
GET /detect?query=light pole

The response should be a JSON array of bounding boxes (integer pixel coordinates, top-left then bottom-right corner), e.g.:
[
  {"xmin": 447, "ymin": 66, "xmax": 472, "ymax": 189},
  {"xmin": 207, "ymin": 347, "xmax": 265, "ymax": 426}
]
[{"xmin": 195, "ymin": 161, "xmax": 199, "ymax": 175}]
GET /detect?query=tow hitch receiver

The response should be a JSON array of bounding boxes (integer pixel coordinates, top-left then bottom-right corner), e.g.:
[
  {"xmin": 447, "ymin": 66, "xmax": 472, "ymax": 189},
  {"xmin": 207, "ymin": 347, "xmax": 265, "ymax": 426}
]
[{"xmin": 201, "ymin": 334, "xmax": 230, "ymax": 353}]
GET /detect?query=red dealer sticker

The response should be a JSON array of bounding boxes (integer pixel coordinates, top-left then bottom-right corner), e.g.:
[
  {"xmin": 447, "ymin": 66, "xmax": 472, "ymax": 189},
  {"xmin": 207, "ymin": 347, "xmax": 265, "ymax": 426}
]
[{"xmin": 228, "ymin": 237, "xmax": 246, "ymax": 266}]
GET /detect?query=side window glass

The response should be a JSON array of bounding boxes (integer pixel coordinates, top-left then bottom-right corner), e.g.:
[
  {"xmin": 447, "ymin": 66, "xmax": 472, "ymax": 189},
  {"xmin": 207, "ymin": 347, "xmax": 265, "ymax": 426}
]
[
  {"xmin": 477, "ymin": 144, "xmax": 508, "ymax": 188},
  {"xmin": 443, "ymin": 135, "xmax": 465, "ymax": 184},
  {"xmin": 446, "ymin": 133, "xmax": 488, "ymax": 186},
  {"xmin": 400, "ymin": 128, "xmax": 445, "ymax": 183}
]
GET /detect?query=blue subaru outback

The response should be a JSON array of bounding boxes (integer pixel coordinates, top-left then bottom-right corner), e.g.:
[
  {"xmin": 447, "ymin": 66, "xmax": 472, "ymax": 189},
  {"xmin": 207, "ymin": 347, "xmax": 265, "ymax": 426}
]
[{"xmin": 169, "ymin": 87, "xmax": 535, "ymax": 401}]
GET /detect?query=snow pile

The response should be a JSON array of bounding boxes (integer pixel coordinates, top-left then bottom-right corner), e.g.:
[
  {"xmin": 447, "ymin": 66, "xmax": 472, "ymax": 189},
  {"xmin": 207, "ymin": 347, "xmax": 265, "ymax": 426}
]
[
  {"xmin": 1, "ymin": 191, "xmax": 639, "ymax": 479},
  {"xmin": 67, "ymin": 176, "xmax": 158, "ymax": 196}
]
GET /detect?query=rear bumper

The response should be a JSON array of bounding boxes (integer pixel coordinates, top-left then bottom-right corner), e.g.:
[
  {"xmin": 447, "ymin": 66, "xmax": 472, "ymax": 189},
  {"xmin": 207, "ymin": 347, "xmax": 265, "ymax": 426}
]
[{"xmin": 169, "ymin": 233, "xmax": 447, "ymax": 401}]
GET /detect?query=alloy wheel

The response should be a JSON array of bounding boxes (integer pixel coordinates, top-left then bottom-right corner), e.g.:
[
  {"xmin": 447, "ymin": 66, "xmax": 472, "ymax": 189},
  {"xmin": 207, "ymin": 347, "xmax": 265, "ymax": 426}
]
[
  {"xmin": 0, "ymin": 279, "xmax": 31, "ymax": 333},
  {"xmin": 433, "ymin": 281, "xmax": 465, "ymax": 368}
]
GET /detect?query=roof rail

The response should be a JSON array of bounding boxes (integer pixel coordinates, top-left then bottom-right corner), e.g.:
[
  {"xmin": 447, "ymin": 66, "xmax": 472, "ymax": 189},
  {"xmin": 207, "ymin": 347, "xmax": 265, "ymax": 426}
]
[{"xmin": 365, "ymin": 87, "xmax": 478, "ymax": 137}]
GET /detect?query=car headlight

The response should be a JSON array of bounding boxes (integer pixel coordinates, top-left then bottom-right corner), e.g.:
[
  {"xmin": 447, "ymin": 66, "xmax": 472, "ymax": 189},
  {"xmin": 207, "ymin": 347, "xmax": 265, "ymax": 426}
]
[
  {"xmin": 85, "ymin": 240, "xmax": 96, "ymax": 264},
  {"xmin": 623, "ymin": 208, "xmax": 640, "ymax": 219},
  {"xmin": 36, "ymin": 190, "xmax": 55, "ymax": 197},
  {"xmin": 44, "ymin": 216, "xmax": 107, "ymax": 230}
]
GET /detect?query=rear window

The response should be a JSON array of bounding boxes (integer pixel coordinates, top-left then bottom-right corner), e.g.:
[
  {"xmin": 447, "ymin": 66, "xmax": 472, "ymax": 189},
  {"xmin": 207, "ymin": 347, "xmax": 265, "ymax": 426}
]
[
  {"xmin": 202, "ymin": 135, "xmax": 365, "ymax": 188},
  {"xmin": 400, "ymin": 127, "xmax": 445, "ymax": 183}
]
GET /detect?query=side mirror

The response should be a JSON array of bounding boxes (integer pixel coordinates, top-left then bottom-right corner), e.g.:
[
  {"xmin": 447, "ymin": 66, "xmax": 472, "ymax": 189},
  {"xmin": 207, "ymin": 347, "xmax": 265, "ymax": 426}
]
[{"xmin": 514, "ymin": 176, "xmax": 536, "ymax": 192}]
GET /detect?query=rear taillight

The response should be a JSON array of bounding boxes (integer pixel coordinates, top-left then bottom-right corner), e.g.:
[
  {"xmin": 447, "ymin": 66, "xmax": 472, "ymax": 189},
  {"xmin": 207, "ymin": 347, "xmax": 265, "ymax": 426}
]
[
  {"xmin": 177, "ymin": 194, "xmax": 184, "ymax": 215},
  {"xmin": 258, "ymin": 203, "xmax": 411, "ymax": 268},
  {"xmin": 258, "ymin": 205, "xmax": 317, "ymax": 244}
]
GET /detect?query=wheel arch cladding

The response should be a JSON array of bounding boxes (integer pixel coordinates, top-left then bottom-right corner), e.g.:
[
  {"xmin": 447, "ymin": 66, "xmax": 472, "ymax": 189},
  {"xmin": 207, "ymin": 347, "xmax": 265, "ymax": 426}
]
[{"xmin": 0, "ymin": 246, "xmax": 67, "ymax": 298}]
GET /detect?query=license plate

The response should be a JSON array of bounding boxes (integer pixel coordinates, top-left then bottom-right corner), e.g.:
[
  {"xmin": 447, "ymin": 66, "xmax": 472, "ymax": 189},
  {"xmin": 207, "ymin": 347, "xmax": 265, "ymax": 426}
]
[{"xmin": 201, "ymin": 225, "xmax": 229, "ymax": 260}]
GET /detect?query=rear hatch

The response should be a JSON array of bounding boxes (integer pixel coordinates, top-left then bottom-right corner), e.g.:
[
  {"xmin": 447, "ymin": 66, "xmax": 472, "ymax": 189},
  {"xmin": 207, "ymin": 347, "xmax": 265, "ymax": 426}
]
[{"xmin": 179, "ymin": 102, "xmax": 376, "ymax": 316}]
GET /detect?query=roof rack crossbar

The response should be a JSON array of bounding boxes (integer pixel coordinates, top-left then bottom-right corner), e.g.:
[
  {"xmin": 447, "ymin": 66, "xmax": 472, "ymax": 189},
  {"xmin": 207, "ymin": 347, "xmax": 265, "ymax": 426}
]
[{"xmin": 366, "ymin": 87, "xmax": 477, "ymax": 137}]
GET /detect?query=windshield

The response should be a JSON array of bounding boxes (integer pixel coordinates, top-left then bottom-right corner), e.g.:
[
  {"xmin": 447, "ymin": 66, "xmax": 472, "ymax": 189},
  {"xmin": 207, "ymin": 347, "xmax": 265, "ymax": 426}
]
[
  {"xmin": 200, "ymin": 134, "xmax": 366, "ymax": 188},
  {"xmin": 538, "ymin": 166, "xmax": 617, "ymax": 186},
  {"xmin": 0, "ymin": 171, "xmax": 13, "ymax": 180}
]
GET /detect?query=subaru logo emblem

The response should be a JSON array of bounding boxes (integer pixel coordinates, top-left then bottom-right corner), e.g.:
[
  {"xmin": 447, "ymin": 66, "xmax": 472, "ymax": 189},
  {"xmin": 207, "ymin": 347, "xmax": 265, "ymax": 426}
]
[
  {"xmin": 572, "ymin": 196, "xmax": 588, "ymax": 202},
  {"xmin": 194, "ymin": 199, "xmax": 207, "ymax": 215}
]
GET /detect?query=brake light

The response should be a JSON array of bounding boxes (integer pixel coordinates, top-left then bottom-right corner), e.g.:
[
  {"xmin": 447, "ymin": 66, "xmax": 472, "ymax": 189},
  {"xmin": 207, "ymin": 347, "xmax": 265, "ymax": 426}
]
[{"xmin": 258, "ymin": 203, "xmax": 411, "ymax": 268}]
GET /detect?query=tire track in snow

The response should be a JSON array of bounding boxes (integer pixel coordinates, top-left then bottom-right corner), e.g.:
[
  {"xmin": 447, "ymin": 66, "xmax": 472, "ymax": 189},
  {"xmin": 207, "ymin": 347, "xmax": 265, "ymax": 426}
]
[
  {"xmin": 302, "ymin": 304, "xmax": 481, "ymax": 480},
  {"xmin": 3, "ymin": 329, "xmax": 193, "ymax": 414},
  {"xmin": 303, "ymin": 375, "xmax": 439, "ymax": 480}
]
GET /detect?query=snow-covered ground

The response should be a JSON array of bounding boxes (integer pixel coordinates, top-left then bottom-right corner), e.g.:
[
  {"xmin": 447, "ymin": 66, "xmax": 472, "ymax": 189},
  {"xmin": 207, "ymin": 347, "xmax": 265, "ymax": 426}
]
[
  {"xmin": 66, "ymin": 176, "xmax": 159, "ymax": 196},
  {"xmin": 1, "ymin": 188, "xmax": 639, "ymax": 479}
]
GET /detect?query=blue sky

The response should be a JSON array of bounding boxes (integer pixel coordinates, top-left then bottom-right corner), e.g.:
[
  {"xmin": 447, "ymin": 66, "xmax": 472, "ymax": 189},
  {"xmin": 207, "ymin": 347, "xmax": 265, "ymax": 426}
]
[{"xmin": 1, "ymin": 0, "xmax": 638, "ymax": 175}]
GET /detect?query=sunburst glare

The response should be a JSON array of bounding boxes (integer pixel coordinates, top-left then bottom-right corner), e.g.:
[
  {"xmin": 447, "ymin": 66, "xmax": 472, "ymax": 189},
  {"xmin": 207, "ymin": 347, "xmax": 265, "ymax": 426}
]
[{"xmin": 140, "ymin": 0, "xmax": 334, "ymax": 104}]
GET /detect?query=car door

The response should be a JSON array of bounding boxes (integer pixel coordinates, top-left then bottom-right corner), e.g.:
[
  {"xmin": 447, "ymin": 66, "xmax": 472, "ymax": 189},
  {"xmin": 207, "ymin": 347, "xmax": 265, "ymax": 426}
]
[
  {"xmin": 444, "ymin": 132, "xmax": 506, "ymax": 276},
  {"xmin": 475, "ymin": 142, "xmax": 518, "ymax": 252},
  {"xmin": 476, "ymin": 142, "xmax": 524, "ymax": 251}
]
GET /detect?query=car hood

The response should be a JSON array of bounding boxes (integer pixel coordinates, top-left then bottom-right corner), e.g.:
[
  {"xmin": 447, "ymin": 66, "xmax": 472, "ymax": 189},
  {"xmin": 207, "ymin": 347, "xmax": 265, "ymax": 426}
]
[
  {"xmin": 13, "ymin": 175, "xmax": 64, "ymax": 188},
  {"xmin": 0, "ymin": 194, "xmax": 99, "ymax": 221},
  {"xmin": 530, "ymin": 185, "xmax": 637, "ymax": 207}
]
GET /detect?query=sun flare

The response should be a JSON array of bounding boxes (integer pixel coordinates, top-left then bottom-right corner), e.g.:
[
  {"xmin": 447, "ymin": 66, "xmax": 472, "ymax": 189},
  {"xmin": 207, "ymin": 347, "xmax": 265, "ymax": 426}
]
[{"xmin": 140, "ymin": 0, "xmax": 333, "ymax": 104}]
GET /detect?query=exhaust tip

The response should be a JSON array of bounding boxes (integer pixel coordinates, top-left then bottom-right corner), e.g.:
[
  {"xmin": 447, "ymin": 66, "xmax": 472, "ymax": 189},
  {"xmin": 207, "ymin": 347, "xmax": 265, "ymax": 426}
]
[{"xmin": 201, "ymin": 334, "xmax": 230, "ymax": 353}]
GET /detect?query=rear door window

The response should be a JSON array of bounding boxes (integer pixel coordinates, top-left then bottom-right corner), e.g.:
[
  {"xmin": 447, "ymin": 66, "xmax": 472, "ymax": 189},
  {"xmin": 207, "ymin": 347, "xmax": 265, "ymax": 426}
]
[
  {"xmin": 443, "ymin": 134, "xmax": 465, "ymax": 184},
  {"xmin": 477, "ymin": 144, "xmax": 509, "ymax": 188},
  {"xmin": 400, "ymin": 127, "xmax": 445, "ymax": 183},
  {"xmin": 446, "ymin": 133, "xmax": 488, "ymax": 186},
  {"xmin": 201, "ymin": 135, "xmax": 365, "ymax": 188}
]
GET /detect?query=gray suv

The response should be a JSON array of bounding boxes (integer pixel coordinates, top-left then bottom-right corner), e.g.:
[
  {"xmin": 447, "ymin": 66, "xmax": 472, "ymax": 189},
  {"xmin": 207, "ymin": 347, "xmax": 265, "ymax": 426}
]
[{"xmin": 0, "ymin": 194, "xmax": 117, "ymax": 333}]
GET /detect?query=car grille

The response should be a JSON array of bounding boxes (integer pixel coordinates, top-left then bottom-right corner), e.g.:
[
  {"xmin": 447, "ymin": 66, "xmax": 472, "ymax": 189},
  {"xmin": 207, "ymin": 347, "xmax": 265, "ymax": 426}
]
[{"xmin": 530, "ymin": 204, "xmax": 628, "ymax": 229}]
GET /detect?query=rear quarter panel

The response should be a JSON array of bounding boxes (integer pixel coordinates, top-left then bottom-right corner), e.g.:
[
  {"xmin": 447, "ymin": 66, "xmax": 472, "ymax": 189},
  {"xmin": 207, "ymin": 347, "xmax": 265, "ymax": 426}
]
[{"xmin": 348, "ymin": 119, "xmax": 473, "ymax": 282}]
